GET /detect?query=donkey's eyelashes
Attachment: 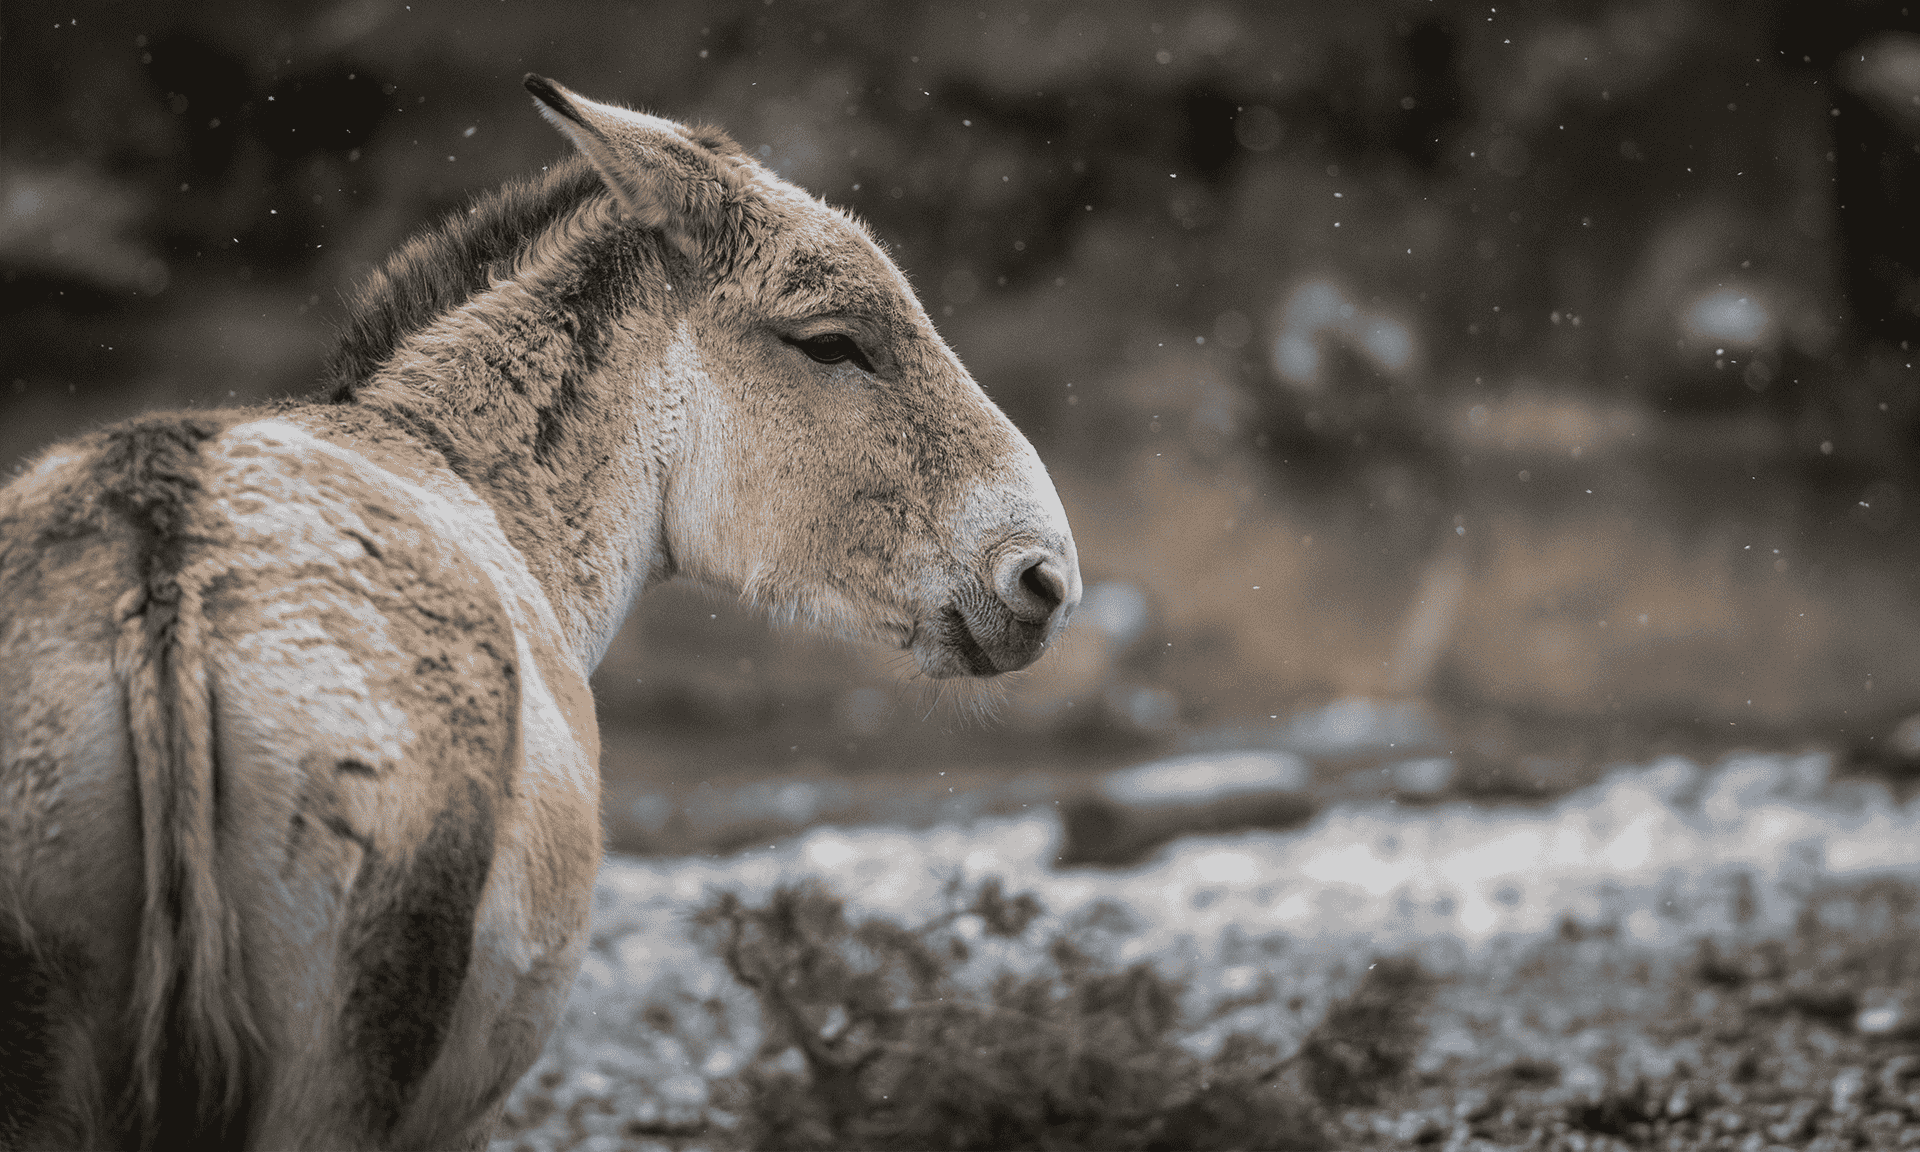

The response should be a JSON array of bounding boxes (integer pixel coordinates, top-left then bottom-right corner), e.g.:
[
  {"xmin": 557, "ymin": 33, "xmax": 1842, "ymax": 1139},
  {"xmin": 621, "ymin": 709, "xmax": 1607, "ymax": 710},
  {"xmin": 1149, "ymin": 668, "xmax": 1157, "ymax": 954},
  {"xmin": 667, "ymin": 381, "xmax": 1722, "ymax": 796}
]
[{"xmin": 786, "ymin": 333, "xmax": 874, "ymax": 373}]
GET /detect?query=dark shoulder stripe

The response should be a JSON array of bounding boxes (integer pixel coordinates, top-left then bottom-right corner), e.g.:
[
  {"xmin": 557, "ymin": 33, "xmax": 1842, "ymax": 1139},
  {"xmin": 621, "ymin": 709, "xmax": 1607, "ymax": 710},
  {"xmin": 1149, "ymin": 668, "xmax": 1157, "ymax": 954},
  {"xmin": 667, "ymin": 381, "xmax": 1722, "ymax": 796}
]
[{"xmin": 322, "ymin": 154, "xmax": 608, "ymax": 401}]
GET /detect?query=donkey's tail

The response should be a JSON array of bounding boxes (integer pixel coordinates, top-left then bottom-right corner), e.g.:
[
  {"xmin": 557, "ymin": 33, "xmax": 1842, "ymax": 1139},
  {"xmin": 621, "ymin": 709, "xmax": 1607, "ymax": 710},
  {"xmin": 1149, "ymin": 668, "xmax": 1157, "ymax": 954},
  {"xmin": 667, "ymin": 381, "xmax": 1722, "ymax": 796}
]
[{"xmin": 115, "ymin": 579, "xmax": 260, "ymax": 1149}]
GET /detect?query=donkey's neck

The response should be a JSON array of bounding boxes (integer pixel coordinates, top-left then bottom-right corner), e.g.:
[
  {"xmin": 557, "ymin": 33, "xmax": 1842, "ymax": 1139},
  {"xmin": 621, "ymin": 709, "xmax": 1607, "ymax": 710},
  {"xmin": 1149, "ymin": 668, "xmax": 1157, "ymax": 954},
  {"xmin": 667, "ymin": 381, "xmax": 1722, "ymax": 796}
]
[{"xmin": 349, "ymin": 225, "xmax": 686, "ymax": 670}]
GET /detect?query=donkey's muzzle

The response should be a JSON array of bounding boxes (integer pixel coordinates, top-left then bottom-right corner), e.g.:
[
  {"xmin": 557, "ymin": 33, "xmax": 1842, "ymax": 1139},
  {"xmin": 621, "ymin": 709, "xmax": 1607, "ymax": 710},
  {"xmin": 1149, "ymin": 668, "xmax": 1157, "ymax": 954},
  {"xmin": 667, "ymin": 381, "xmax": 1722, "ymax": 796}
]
[{"xmin": 917, "ymin": 542, "xmax": 1079, "ymax": 678}]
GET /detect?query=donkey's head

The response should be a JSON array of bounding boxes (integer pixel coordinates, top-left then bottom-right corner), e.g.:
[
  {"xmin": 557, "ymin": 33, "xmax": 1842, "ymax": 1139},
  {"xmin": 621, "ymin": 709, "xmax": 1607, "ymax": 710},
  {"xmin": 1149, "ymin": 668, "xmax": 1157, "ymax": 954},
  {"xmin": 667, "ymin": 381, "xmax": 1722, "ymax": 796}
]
[{"xmin": 527, "ymin": 76, "xmax": 1079, "ymax": 677}]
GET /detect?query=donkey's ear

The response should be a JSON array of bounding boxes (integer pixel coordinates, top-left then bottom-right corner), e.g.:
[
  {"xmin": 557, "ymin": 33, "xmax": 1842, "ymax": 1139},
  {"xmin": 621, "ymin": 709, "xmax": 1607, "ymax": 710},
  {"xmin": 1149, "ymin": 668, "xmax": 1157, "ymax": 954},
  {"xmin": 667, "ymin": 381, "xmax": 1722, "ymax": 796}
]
[{"xmin": 524, "ymin": 74, "xmax": 723, "ymax": 255}]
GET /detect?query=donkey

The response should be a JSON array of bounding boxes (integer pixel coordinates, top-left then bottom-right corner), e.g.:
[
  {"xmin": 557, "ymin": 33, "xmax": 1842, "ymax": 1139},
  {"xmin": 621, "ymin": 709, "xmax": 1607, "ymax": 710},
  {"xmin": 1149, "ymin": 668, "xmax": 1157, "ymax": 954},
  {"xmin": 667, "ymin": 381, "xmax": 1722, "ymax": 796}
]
[{"xmin": 0, "ymin": 74, "xmax": 1079, "ymax": 1150}]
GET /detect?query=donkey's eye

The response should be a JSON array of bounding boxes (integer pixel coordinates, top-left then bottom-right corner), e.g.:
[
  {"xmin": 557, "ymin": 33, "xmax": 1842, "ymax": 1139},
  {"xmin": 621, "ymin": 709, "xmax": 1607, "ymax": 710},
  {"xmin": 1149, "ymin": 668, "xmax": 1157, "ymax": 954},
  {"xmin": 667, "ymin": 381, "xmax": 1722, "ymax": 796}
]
[{"xmin": 788, "ymin": 333, "xmax": 873, "ymax": 372}]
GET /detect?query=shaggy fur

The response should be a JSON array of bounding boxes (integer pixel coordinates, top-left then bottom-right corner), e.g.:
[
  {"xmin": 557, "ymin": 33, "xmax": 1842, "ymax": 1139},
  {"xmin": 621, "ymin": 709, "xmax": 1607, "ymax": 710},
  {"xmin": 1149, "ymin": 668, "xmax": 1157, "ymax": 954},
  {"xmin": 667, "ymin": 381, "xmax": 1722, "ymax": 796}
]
[{"xmin": 0, "ymin": 75, "xmax": 1079, "ymax": 1150}]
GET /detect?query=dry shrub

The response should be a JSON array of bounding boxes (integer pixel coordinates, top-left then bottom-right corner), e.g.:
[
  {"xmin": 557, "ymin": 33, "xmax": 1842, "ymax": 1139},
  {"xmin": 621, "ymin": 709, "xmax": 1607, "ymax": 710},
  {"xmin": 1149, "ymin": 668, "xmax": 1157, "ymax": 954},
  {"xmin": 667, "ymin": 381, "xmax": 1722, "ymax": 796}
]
[{"xmin": 696, "ymin": 878, "xmax": 1431, "ymax": 1150}]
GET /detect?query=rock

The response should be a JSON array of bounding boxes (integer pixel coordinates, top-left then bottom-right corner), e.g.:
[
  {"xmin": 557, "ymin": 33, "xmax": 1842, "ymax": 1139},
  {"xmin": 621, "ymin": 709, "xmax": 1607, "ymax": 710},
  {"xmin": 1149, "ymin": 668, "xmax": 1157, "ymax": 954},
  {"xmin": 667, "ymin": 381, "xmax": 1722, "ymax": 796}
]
[
  {"xmin": 1390, "ymin": 756, "xmax": 1457, "ymax": 796},
  {"xmin": 1101, "ymin": 751, "xmax": 1312, "ymax": 807},
  {"xmin": 1059, "ymin": 751, "xmax": 1316, "ymax": 866}
]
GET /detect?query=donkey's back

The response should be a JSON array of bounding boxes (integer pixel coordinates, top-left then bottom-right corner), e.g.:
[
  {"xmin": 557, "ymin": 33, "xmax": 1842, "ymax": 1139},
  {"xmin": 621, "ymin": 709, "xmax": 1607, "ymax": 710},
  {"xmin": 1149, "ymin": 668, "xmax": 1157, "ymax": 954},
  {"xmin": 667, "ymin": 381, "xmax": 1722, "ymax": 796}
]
[{"xmin": 0, "ymin": 410, "xmax": 601, "ymax": 1149}]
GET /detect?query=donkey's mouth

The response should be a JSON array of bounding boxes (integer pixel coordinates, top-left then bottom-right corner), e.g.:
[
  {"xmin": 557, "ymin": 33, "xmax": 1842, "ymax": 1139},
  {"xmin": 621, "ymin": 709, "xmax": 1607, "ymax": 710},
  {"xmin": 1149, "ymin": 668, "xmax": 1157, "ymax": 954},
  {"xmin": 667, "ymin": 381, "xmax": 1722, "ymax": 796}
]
[
  {"xmin": 912, "ymin": 602, "xmax": 1056, "ymax": 679},
  {"xmin": 908, "ymin": 605, "xmax": 1000, "ymax": 679},
  {"xmin": 937, "ymin": 605, "xmax": 1000, "ymax": 677}
]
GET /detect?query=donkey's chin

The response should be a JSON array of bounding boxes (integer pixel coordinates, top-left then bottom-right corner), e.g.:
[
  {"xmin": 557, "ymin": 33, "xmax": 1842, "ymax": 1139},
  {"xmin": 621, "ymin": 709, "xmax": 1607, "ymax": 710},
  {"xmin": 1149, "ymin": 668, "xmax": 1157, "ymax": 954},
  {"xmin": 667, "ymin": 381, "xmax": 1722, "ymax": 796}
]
[{"xmin": 910, "ymin": 604, "xmax": 1053, "ymax": 680}]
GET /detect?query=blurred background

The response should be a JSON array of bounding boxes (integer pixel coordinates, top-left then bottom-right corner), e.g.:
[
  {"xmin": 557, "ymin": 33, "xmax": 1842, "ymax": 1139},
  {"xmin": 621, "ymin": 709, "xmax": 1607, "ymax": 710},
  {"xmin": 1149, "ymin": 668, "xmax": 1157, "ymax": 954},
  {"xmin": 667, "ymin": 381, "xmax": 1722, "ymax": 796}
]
[{"xmin": 7, "ymin": 0, "xmax": 1920, "ymax": 855}]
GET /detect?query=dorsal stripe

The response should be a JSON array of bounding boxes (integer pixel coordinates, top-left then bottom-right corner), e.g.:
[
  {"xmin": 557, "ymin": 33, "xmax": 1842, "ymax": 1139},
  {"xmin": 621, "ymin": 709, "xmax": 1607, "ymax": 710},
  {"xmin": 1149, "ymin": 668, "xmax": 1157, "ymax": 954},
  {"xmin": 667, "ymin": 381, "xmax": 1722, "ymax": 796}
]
[{"xmin": 322, "ymin": 154, "xmax": 608, "ymax": 401}]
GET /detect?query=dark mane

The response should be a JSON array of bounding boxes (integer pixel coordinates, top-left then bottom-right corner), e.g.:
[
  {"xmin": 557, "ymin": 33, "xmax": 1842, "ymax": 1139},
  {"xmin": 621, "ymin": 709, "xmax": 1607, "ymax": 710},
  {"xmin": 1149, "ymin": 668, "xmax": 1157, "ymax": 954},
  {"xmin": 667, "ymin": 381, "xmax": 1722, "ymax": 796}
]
[{"xmin": 322, "ymin": 153, "xmax": 609, "ymax": 401}]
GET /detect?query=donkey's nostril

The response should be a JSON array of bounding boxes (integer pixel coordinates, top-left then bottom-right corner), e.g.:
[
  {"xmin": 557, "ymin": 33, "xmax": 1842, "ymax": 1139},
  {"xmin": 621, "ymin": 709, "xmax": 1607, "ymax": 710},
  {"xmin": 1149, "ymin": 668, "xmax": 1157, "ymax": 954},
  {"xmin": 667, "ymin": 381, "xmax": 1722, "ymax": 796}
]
[
  {"xmin": 994, "ymin": 548, "xmax": 1072, "ymax": 624},
  {"xmin": 1020, "ymin": 559, "xmax": 1066, "ymax": 613}
]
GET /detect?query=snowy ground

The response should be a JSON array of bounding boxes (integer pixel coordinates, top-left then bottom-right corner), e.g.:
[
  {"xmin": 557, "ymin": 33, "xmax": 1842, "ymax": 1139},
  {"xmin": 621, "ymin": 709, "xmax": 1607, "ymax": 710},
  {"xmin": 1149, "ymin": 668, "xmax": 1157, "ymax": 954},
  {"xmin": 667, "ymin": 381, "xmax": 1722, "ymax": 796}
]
[{"xmin": 490, "ymin": 750, "xmax": 1920, "ymax": 1151}]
